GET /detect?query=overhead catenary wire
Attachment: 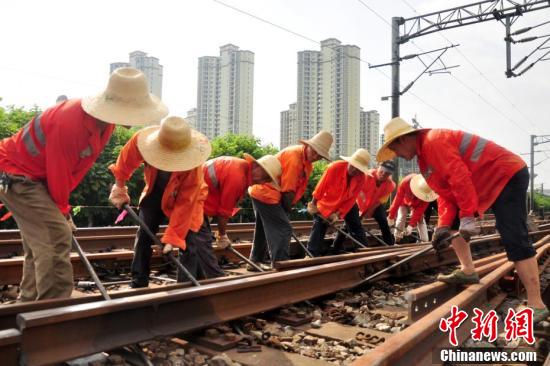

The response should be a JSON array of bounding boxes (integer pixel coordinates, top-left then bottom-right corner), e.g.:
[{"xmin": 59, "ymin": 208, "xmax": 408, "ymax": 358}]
[
  {"xmin": 356, "ymin": 0, "xmax": 541, "ymax": 137},
  {"xmin": 401, "ymin": 0, "xmax": 549, "ymax": 136},
  {"xmin": 212, "ymin": 0, "xmax": 473, "ymax": 132}
]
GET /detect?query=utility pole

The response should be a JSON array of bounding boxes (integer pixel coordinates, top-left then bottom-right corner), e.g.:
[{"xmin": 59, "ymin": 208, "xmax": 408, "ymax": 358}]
[{"xmin": 391, "ymin": 17, "xmax": 403, "ymax": 183}]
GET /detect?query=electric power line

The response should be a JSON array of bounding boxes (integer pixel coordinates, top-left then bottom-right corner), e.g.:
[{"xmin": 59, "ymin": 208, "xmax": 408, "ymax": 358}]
[{"xmin": 213, "ymin": 0, "xmax": 472, "ymax": 132}]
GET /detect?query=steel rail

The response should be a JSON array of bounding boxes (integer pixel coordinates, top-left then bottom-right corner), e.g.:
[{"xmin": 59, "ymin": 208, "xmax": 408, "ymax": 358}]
[
  {"xmin": 0, "ymin": 231, "xmax": 546, "ymax": 365},
  {"xmin": 1, "ymin": 215, "xmax": 507, "ymax": 256},
  {"xmin": 352, "ymin": 237, "xmax": 550, "ymax": 366},
  {"xmin": 15, "ymin": 252, "xmax": 402, "ymax": 365}
]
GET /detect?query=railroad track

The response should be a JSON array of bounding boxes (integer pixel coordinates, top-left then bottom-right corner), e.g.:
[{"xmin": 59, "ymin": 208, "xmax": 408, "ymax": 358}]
[
  {"xmin": 0, "ymin": 225, "xmax": 518, "ymax": 286},
  {"xmin": 1, "ymin": 229, "xmax": 548, "ymax": 365},
  {"xmin": 0, "ymin": 214, "xmax": 515, "ymax": 258}
]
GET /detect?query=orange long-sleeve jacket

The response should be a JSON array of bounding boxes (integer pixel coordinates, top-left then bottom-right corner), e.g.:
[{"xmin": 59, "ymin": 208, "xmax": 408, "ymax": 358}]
[
  {"xmin": 0, "ymin": 99, "xmax": 114, "ymax": 215},
  {"xmin": 388, "ymin": 174, "xmax": 428, "ymax": 227},
  {"xmin": 313, "ymin": 161, "xmax": 365, "ymax": 218},
  {"xmin": 109, "ymin": 133, "xmax": 204, "ymax": 249},
  {"xmin": 357, "ymin": 169, "xmax": 396, "ymax": 217},
  {"xmin": 249, "ymin": 145, "xmax": 312, "ymax": 205},
  {"xmin": 203, "ymin": 157, "xmax": 252, "ymax": 218},
  {"xmin": 416, "ymin": 129, "xmax": 526, "ymax": 227}
]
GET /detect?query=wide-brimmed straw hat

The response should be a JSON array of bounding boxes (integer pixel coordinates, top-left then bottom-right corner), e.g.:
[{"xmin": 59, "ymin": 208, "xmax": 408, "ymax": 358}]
[
  {"xmin": 243, "ymin": 153, "xmax": 281, "ymax": 190},
  {"xmin": 410, "ymin": 174, "xmax": 438, "ymax": 202},
  {"xmin": 376, "ymin": 117, "xmax": 424, "ymax": 162},
  {"xmin": 137, "ymin": 116, "xmax": 211, "ymax": 172},
  {"xmin": 82, "ymin": 67, "xmax": 168, "ymax": 126},
  {"xmin": 300, "ymin": 130, "xmax": 333, "ymax": 160},
  {"xmin": 341, "ymin": 148, "xmax": 371, "ymax": 174}
]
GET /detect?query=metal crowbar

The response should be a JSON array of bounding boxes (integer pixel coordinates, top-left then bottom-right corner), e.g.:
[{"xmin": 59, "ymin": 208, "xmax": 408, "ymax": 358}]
[{"xmin": 123, "ymin": 204, "xmax": 200, "ymax": 287}]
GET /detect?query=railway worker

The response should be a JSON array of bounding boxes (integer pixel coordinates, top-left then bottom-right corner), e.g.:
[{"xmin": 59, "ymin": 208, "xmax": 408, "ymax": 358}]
[
  {"xmin": 201, "ymin": 154, "xmax": 282, "ymax": 272},
  {"xmin": 248, "ymin": 131, "xmax": 333, "ymax": 266},
  {"xmin": 332, "ymin": 160, "xmax": 397, "ymax": 249},
  {"xmin": 388, "ymin": 173, "xmax": 437, "ymax": 243},
  {"xmin": 0, "ymin": 67, "xmax": 167, "ymax": 301},
  {"xmin": 377, "ymin": 117, "xmax": 548, "ymax": 322},
  {"xmin": 176, "ymin": 181, "xmax": 225, "ymax": 280},
  {"xmin": 306, "ymin": 149, "xmax": 371, "ymax": 256},
  {"xmin": 108, "ymin": 116, "xmax": 211, "ymax": 288}
]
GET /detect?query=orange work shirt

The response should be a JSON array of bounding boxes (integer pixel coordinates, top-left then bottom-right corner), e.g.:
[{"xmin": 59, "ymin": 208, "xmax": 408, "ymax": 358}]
[
  {"xmin": 203, "ymin": 157, "xmax": 252, "ymax": 217},
  {"xmin": 249, "ymin": 145, "xmax": 312, "ymax": 205},
  {"xmin": 388, "ymin": 174, "xmax": 428, "ymax": 227},
  {"xmin": 313, "ymin": 160, "xmax": 365, "ymax": 218},
  {"xmin": 357, "ymin": 169, "xmax": 396, "ymax": 216},
  {"xmin": 109, "ymin": 133, "xmax": 204, "ymax": 249},
  {"xmin": 416, "ymin": 129, "xmax": 526, "ymax": 227}
]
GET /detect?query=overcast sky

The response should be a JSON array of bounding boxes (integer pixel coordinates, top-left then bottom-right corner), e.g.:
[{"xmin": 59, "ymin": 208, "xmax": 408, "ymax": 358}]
[{"xmin": 1, "ymin": 0, "xmax": 549, "ymax": 187}]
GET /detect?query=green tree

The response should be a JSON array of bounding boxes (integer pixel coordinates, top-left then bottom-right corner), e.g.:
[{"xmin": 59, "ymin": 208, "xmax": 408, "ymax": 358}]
[
  {"xmin": 210, "ymin": 133, "xmax": 278, "ymax": 159},
  {"xmin": 70, "ymin": 126, "xmax": 143, "ymax": 227},
  {"xmin": 0, "ymin": 104, "xmax": 40, "ymax": 139}
]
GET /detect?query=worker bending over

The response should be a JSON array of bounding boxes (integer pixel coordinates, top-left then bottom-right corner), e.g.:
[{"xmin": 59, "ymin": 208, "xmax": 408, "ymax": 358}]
[
  {"xmin": 109, "ymin": 116, "xmax": 210, "ymax": 287},
  {"xmin": 388, "ymin": 173, "xmax": 437, "ymax": 243},
  {"xmin": 307, "ymin": 149, "xmax": 371, "ymax": 256},
  {"xmin": 0, "ymin": 68, "xmax": 166, "ymax": 301},
  {"xmin": 248, "ymin": 131, "xmax": 333, "ymax": 266},
  {"xmin": 377, "ymin": 117, "xmax": 548, "ymax": 322}
]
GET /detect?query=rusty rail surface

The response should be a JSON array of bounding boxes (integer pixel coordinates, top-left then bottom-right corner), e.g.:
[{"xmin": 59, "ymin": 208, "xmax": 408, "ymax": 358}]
[
  {"xmin": 0, "ymin": 215, "xmax": 511, "ymax": 258},
  {"xmin": 6, "ymin": 231, "xmax": 547, "ymax": 365},
  {"xmin": 352, "ymin": 236, "xmax": 550, "ymax": 366}
]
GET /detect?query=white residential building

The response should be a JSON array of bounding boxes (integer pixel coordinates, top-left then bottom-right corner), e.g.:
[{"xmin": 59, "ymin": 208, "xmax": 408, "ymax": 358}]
[
  {"xmin": 280, "ymin": 103, "xmax": 297, "ymax": 148},
  {"xmin": 281, "ymin": 38, "xmax": 361, "ymax": 157},
  {"xmin": 196, "ymin": 44, "xmax": 254, "ymax": 140},
  {"xmin": 360, "ymin": 109, "xmax": 380, "ymax": 165}
]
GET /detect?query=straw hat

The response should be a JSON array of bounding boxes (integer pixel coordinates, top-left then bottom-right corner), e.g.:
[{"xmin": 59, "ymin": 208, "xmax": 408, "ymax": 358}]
[
  {"xmin": 243, "ymin": 153, "xmax": 282, "ymax": 190},
  {"xmin": 82, "ymin": 67, "xmax": 168, "ymax": 126},
  {"xmin": 376, "ymin": 117, "xmax": 424, "ymax": 162},
  {"xmin": 341, "ymin": 148, "xmax": 371, "ymax": 174},
  {"xmin": 137, "ymin": 116, "xmax": 211, "ymax": 172},
  {"xmin": 300, "ymin": 130, "xmax": 333, "ymax": 160},
  {"xmin": 410, "ymin": 174, "xmax": 438, "ymax": 202}
]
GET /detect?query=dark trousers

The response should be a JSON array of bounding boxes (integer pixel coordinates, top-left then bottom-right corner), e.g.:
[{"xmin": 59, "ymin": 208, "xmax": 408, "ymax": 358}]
[
  {"xmin": 250, "ymin": 198, "xmax": 291, "ymax": 263},
  {"xmin": 492, "ymin": 167, "xmax": 535, "ymax": 262},
  {"xmin": 131, "ymin": 193, "xmax": 166, "ymax": 287},
  {"xmin": 178, "ymin": 217, "xmax": 224, "ymax": 281},
  {"xmin": 372, "ymin": 205, "xmax": 395, "ymax": 245},
  {"xmin": 448, "ymin": 167, "xmax": 534, "ymax": 262},
  {"xmin": 311, "ymin": 204, "xmax": 368, "ymax": 256}
]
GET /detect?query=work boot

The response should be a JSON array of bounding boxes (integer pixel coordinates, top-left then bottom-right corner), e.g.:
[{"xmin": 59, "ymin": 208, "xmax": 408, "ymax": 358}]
[
  {"xmin": 437, "ymin": 270, "xmax": 480, "ymax": 285},
  {"xmin": 245, "ymin": 261, "xmax": 262, "ymax": 272}
]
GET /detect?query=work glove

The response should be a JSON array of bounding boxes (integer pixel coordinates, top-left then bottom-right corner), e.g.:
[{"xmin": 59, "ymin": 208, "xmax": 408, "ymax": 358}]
[
  {"xmin": 307, "ymin": 201, "xmax": 319, "ymax": 215},
  {"xmin": 66, "ymin": 214, "xmax": 77, "ymax": 233},
  {"xmin": 405, "ymin": 225, "xmax": 414, "ymax": 236},
  {"xmin": 216, "ymin": 234, "xmax": 232, "ymax": 250},
  {"xmin": 109, "ymin": 185, "xmax": 130, "ymax": 209},
  {"xmin": 432, "ymin": 226, "xmax": 452, "ymax": 252},
  {"xmin": 459, "ymin": 216, "xmax": 479, "ymax": 242},
  {"xmin": 327, "ymin": 212, "xmax": 339, "ymax": 225},
  {"xmin": 162, "ymin": 243, "xmax": 173, "ymax": 254},
  {"xmin": 388, "ymin": 218, "xmax": 395, "ymax": 227},
  {"xmin": 394, "ymin": 229, "xmax": 404, "ymax": 242}
]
